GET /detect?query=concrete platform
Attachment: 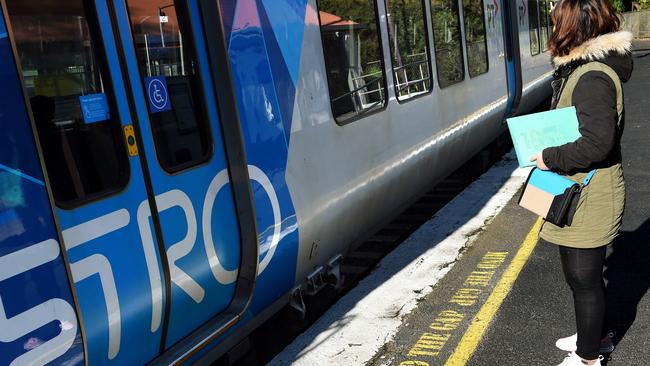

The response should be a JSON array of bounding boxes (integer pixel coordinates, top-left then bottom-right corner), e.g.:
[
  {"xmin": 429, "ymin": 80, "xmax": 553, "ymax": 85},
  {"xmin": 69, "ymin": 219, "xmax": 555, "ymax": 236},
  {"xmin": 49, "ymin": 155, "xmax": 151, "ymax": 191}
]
[
  {"xmin": 270, "ymin": 52, "xmax": 650, "ymax": 366},
  {"xmin": 632, "ymin": 38, "xmax": 650, "ymax": 51}
]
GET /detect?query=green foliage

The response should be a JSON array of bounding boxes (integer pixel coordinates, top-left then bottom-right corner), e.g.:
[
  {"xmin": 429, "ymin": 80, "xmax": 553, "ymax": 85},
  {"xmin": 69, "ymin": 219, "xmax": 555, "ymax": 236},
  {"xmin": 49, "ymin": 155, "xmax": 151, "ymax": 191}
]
[
  {"xmin": 639, "ymin": 0, "xmax": 650, "ymax": 10},
  {"xmin": 611, "ymin": 0, "xmax": 625, "ymax": 12},
  {"xmin": 431, "ymin": 0, "xmax": 464, "ymax": 86},
  {"xmin": 385, "ymin": 0, "xmax": 431, "ymax": 95},
  {"xmin": 463, "ymin": 0, "xmax": 488, "ymax": 76}
]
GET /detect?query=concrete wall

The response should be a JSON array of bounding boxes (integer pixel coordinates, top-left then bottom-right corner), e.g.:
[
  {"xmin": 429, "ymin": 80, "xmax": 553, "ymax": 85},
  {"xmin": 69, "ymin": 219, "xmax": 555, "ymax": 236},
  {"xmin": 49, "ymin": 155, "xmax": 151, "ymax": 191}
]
[{"xmin": 622, "ymin": 10, "xmax": 650, "ymax": 38}]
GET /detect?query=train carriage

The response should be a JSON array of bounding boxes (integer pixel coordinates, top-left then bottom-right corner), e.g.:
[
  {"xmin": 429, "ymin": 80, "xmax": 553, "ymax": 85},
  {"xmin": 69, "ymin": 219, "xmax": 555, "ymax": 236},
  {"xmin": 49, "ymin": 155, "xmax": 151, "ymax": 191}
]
[{"xmin": 0, "ymin": 0, "xmax": 553, "ymax": 364}]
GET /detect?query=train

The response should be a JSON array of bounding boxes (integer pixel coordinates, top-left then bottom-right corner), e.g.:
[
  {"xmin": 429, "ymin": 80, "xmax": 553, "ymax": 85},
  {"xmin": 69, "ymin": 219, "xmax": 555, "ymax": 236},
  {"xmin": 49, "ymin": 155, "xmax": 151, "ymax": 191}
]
[{"xmin": 0, "ymin": 0, "xmax": 553, "ymax": 365}]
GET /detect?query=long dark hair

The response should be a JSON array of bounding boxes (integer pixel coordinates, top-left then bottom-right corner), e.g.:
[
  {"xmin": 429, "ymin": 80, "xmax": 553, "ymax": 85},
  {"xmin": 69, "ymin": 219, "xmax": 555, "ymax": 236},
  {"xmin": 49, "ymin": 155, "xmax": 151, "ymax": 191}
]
[{"xmin": 549, "ymin": 0, "xmax": 621, "ymax": 57}]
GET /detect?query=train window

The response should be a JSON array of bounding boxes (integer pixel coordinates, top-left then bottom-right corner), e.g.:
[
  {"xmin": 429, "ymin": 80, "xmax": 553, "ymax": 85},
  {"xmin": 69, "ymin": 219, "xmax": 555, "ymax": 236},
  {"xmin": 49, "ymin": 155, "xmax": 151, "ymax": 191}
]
[
  {"xmin": 539, "ymin": 0, "xmax": 550, "ymax": 52},
  {"xmin": 528, "ymin": 0, "xmax": 541, "ymax": 55},
  {"xmin": 463, "ymin": 0, "xmax": 489, "ymax": 77},
  {"xmin": 126, "ymin": 0, "xmax": 213, "ymax": 173},
  {"xmin": 6, "ymin": 0, "xmax": 130, "ymax": 207},
  {"xmin": 317, "ymin": 0, "xmax": 386, "ymax": 121},
  {"xmin": 384, "ymin": 0, "xmax": 432, "ymax": 101},
  {"xmin": 430, "ymin": 0, "xmax": 464, "ymax": 88}
]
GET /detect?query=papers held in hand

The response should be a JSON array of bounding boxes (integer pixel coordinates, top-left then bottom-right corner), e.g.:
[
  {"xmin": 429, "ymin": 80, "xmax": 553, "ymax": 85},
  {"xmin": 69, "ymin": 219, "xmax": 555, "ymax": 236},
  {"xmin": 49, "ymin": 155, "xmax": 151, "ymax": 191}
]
[{"xmin": 506, "ymin": 107, "xmax": 581, "ymax": 168}]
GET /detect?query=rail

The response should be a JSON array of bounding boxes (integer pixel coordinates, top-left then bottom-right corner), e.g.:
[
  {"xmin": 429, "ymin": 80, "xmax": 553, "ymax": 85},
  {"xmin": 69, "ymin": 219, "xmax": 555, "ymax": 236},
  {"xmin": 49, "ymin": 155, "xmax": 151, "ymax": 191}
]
[
  {"xmin": 393, "ymin": 58, "xmax": 431, "ymax": 98},
  {"xmin": 330, "ymin": 52, "xmax": 431, "ymax": 113},
  {"xmin": 331, "ymin": 71, "xmax": 385, "ymax": 113}
]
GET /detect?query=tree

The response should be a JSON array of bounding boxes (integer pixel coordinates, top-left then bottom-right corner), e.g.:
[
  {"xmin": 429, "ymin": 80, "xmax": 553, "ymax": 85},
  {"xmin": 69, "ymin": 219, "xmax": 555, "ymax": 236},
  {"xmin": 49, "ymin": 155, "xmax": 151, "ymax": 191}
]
[
  {"xmin": 638, "ymin": 0, "xmax": 650, "ymax": 10},
  {"xmin": 611, "ymin": 0, "xmax": 625, "ymax": 12},
  {"xmin": 615, "ymin": 0, "xmax": 650, "ymax": 11}
]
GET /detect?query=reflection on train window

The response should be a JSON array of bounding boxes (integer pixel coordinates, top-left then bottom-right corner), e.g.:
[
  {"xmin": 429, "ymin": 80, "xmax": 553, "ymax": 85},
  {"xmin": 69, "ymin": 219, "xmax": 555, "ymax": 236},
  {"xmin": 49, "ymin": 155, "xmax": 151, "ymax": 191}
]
[
  {"xmin": 6, "ymin": 0, "xmax": 129, "ymax": 206},
  {"xmin": 430, "ymin": 0, "xmax": 464, "ymax": 88},
  {"xmin": 539, "ymin": 0, "xmax": 550, "ymax": 52},
  {"xmin": 463, "ymin": 0, "xmax": 489, "ymax": 77},
  {"xmin": 528, "ymin": 0, "xmax": 540, "ymax": 55},
  {"xmin": 384, "ymin": 0, "xmax": 431, "ymax": 101},
  {"xmin": 126, "ymin": 0, "xmax": 212, "ymax": 173},
  {"xmin": 317, "ymin": 0, "xmax": 386, "ymax": 121}
]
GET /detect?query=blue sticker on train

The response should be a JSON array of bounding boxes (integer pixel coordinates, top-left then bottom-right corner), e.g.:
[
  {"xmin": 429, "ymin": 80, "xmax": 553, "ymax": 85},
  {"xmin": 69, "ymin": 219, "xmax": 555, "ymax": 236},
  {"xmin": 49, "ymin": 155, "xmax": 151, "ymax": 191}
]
[
  {"xmin": 144, "ymin": 76, "xmax": 171, "ymax": 113},
  {"xmin": 79, "ymin": 93, "xmax": 110, "ymax": 123}
]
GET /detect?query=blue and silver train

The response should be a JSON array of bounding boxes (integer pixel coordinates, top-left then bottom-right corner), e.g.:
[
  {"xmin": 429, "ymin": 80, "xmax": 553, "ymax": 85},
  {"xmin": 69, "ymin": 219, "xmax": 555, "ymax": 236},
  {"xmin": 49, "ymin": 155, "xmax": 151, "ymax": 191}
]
[{"xmin": 0, "ymin": 0, "xmax": 553, "ymax": 364}]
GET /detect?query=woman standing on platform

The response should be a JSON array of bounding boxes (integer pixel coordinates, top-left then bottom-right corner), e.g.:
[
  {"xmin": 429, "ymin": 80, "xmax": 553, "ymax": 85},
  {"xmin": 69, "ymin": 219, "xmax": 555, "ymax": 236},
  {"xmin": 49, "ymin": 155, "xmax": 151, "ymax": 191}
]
[{"xmin": 529, "ymin": 0, "xmax": 633, "ymax": 365}]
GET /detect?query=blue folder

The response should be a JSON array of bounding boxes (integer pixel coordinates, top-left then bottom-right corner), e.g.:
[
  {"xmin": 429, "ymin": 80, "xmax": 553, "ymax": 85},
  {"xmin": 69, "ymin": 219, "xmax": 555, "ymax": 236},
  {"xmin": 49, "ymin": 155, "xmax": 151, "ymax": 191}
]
[{"xmin": 506, "ymin": 107, "xmax": 582, "ymax": 167}]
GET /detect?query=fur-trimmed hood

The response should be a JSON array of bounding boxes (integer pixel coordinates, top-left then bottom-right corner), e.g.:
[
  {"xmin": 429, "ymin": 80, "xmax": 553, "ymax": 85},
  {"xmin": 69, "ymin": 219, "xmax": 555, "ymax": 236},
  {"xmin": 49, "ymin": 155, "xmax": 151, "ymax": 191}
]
[
  {"xmin": 553, "ymin": 31, "xmax": 634, "ymax": 82},
  {"xmin": 553, "ymin": 31, "xmax": 633, "ymax": 66}
]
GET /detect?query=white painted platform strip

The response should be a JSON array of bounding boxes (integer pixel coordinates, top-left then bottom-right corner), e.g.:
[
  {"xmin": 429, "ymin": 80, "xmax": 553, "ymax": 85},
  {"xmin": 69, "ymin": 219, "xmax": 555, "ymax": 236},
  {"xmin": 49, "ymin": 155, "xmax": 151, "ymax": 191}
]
[{"xmin": 268, "ymin": 152, "xmax": 531, "ymax": 366}]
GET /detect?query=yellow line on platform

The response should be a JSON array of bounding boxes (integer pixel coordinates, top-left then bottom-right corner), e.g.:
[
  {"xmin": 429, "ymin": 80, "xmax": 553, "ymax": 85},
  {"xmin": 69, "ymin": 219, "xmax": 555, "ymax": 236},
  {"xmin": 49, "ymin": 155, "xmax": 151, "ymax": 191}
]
[{"xmin": 444, "ymin": 218, "xmax": 543, "ymax": 366}]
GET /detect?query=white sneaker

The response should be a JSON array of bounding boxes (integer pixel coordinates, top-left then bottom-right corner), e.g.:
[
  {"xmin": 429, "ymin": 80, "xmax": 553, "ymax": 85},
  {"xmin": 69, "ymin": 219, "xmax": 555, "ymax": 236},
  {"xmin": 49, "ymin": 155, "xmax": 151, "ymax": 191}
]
[
  {"xmin": 556, "ymin": 334, "xmax": 578, "ymax": 352},
  {"xmin": 555, "ymin": 333, "xmax": 615, "ymax": 353},
  {"xmin": 556, "ymin": 352, "xmax": 604, "ymax": 366}
]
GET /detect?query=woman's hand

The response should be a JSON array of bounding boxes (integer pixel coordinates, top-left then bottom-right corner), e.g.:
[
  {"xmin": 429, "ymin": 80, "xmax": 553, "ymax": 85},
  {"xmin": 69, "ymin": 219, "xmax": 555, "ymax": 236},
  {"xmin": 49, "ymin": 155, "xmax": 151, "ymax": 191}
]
[{"xmin": 530, "ymin": 152, "xmax": 550, "ymax": 171}]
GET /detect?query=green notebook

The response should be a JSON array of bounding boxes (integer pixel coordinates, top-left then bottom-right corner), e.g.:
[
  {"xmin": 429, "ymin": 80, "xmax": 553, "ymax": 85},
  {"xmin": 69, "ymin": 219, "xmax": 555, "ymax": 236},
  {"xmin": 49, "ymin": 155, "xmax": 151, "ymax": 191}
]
[{"xmin": 506, "ymin": 107, "xmax": 581, "ymax": 168}]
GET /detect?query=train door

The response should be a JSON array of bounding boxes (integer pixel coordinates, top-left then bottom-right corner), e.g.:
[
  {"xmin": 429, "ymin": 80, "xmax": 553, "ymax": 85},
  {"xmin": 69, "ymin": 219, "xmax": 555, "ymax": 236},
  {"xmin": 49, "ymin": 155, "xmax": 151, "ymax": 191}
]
[
  {"xmin": 3, "ymin": 0, "xmax": 248, "ymax": 364},
  {"xmin": 3, "ymin": 0, "xmax": 175, "ymax": 364},
  {"xmin": 517, "ymin": 0, "xmax": 553, "ymax": 112},
  {"xmin": 0, "ymin": 4, "xmax": 85, "ymax": 365},
  {"xmin": 107, "ymin": 0, "xmax": 247, "ymax": 350}
]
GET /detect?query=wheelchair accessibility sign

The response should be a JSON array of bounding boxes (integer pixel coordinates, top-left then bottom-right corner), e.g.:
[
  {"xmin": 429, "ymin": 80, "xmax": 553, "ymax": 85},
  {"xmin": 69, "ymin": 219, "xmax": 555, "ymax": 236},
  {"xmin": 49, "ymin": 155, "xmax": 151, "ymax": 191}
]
[{"xmin": 145, "ymin": 76, "xmax": 172, "ymax": 113}]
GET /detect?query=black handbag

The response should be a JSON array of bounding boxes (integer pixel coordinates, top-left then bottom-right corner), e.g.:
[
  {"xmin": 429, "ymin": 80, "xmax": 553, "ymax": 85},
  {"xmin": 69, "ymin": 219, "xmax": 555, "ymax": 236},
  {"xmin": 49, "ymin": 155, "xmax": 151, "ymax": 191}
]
[{"xmin": 518, "ymin": 169, "xmax": 596, "ymax": 227}]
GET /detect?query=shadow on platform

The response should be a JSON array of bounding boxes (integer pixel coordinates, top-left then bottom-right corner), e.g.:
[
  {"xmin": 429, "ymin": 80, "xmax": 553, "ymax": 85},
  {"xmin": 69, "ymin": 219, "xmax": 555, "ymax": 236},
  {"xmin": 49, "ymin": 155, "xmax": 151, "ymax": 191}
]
[{"xmin": 602, "ymin": 219, "xmax": 650, "ymax": 363}]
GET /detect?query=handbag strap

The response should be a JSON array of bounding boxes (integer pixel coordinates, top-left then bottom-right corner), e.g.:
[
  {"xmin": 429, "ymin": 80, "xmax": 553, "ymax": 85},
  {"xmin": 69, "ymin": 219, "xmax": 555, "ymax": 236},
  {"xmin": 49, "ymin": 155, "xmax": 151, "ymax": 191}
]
[{"xmin": 582, "ymin": 170, "xmax": 596, "ymax": 186}]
